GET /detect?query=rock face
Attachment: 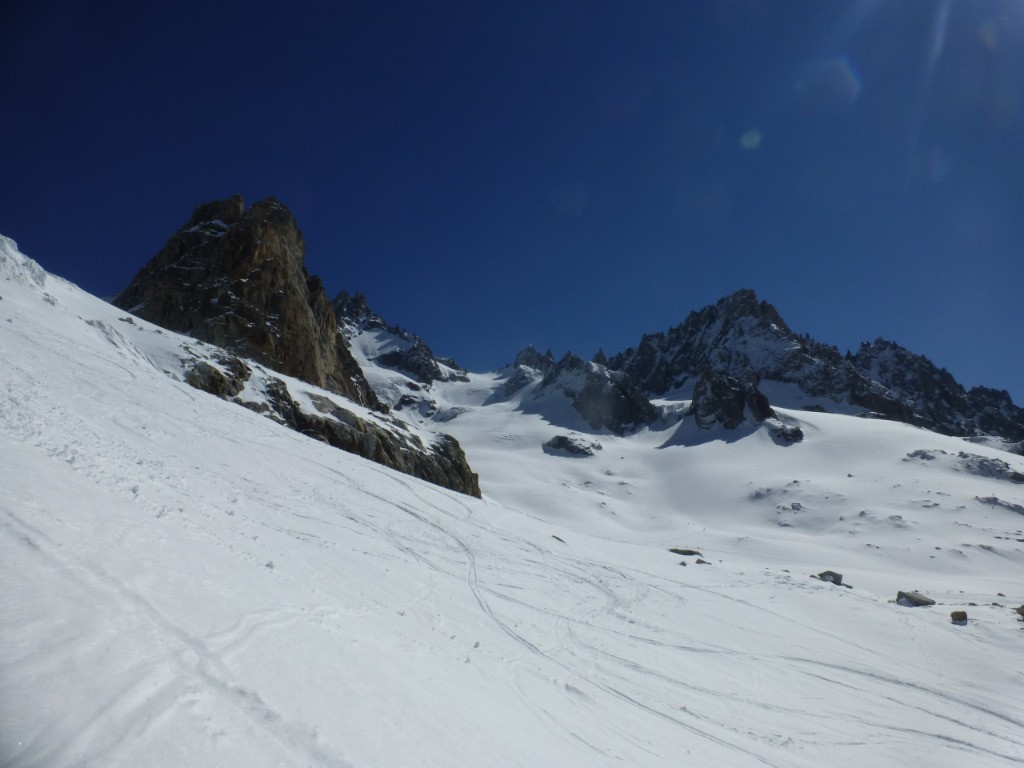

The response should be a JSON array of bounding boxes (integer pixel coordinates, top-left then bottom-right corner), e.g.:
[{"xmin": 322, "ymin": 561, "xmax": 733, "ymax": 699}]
[
  {"xmin": 606, "ymin": 289, "xmax": 1024, "ymax": 443},
  {"xmin": 118, "ymin": 196, "xmax": 480, "ymax": 497},
  {"xmin": 181, "ymin": 351, "xmax": 481, "ymax": 498},
  {"xmin": 115, "ymin": 196, "xmax": 380, "ymax": 409},
  {"xmin": 691, "ymin": 369, "xmax": 774, "ymax": 429},
  {"xmin": 533, "ymin": 353, "xmax": 659, "ymax": 435}
]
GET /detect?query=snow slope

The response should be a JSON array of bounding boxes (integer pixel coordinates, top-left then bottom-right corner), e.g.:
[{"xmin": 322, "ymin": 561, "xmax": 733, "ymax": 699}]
[{"xmin": 2, "ymin": 235, "xmax": 1023, "ymax": 767}]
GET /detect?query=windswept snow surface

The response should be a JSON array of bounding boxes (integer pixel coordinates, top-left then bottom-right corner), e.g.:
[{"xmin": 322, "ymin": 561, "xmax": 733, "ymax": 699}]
[{"xmin": 2, "ymin": 235, "xmax": 1023, "ymax": 767}]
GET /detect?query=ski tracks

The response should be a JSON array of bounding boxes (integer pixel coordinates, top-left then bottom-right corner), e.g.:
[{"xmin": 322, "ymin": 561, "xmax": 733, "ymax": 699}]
[{"xmin": 1, "ymin": 509, "xmax": 353, "ymax": 768}]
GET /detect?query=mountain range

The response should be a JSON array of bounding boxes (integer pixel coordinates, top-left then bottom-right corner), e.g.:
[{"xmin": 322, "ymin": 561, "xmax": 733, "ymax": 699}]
[
  {"xmin": 2, "ymin": 196, "xmax": 1022, "ymax": 767},
  {"xmin": 113, "ymin": 196, "xmax": 1024, "ymax": 491}
]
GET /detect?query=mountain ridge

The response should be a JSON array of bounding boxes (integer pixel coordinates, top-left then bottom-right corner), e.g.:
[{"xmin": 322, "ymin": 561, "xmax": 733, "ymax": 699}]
[{"xmin": 57, "ymin": 192, "xmax": 1016, "ymax": 455}]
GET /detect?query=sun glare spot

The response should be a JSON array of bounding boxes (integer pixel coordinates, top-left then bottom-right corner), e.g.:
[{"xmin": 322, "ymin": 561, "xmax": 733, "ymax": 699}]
[{"xmin": 739, "ymin": 129, "xmax": 762, "ymax": 150}]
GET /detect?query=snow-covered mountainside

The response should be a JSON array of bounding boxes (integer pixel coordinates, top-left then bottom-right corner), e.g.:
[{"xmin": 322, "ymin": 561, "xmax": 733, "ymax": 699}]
[{"xmin": 3, "ymin": 235, "xmax": 1024, "ymax": 767}]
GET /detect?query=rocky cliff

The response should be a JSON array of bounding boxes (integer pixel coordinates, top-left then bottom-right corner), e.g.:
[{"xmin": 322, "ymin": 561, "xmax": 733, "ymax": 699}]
[
  {"xmin": 115, "ymin": 195, "xmax": 380, "ymax": 409},
  {"xmin": 116, "ymin": 196, "xmax": 480, "ymax": 496}
]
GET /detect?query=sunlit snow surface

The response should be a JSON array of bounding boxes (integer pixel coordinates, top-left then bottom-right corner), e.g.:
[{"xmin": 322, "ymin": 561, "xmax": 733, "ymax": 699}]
[{"xmin": 2, "ymin": 235, "xmax": 1023, "ymax": 767}]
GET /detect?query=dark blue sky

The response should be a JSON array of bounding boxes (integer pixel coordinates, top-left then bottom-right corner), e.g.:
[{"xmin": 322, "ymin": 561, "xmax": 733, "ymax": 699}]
[{"xmin": 2, "ymin": 1, "xmax": 1022, "ymax": 401}]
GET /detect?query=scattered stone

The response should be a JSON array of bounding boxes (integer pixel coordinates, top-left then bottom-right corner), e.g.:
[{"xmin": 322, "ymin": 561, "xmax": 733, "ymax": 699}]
[
  {"xmin": 896, "ymin": 591, "xmax": 936, "ymax": 607},
  {"xmin": 551, "ymin": 535, "xmax": 565, "ymax": 544},
  {"xmin": 1014, "ymin": 605, "xmax": 1024, "ymax": 619},
  {"xmin": 695, "ymin": 558, "xmax": 711, "ymax": 565},
  {"xmin": 669, "ymin": 548, "xmax": 703, "ymax": 557},
  {"xmin": 950, "ymin": 610, "xmax": 968, "ymax": 624}
]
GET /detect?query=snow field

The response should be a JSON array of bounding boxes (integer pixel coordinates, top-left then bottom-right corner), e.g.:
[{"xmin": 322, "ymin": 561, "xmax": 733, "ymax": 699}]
[{"xmin": 2, "ymin": 239, "xmax": 1023, "ymax": 767}]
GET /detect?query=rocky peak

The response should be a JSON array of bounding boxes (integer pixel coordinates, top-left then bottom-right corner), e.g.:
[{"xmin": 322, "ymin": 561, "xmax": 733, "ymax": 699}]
[
  {"xmin": 333, "ymin": 290, "xmax": 384, "ymax": 329},
  {"xmin": 607, "ymin": 289, "xmax": 798, "ymax": 395},
  {"xmin": 115, "ymin": 195, "xmax": 381, "ymax": 410},
  {"xmin": 603, "ymin": 289, "xmax": 1024, "ymax": 445},
  {"xmin": 851, "ymin": 339, "xmax": 1024, "ymax": 442},
  {"xmin": 334, "ymin": 291, "xmax": 468, "ymax": 385},
  {"xmin": 512, "ymin": 345, "xmax": 556, "ymax": 372}
]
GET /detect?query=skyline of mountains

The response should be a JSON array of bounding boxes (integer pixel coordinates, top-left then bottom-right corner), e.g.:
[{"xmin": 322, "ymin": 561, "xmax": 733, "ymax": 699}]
[{"xmin": 108, "ymin": 196, "xmax": 1022, "ymax": 477}]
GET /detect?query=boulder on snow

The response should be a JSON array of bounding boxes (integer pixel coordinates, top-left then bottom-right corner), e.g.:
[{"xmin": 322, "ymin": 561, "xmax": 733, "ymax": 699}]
[
  {"xmin": 817, "ymin": 570, "xmax": 843, "ymax": 585},
  {"xmin": 1014, "ymin": 605, "xmax": 1024, "ymax": 620},
  {"xmin": 896, "ymin": 591, "xmax": 936, "ymax": 607},
  {"xmin": 184, "ymin": 357, "xmax": 251, "ymax": 399},
  {"xmin": 543, "ymin": 434, "xmax": 602, "ymax": 457},
  {"xmin": 669, "ymin": 548, "xmax": 703, "ymax": 557},
  {"xmin": 766, "ymin": 418, "xmax": 804, "ymax": 444},
  {"xmin": 950, "ymin": 610, "xmax": 968, "ymax": 624}
]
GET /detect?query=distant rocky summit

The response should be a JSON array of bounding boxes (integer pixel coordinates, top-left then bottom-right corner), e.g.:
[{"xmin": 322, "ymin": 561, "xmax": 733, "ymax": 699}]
[
  {"xmin": 334, "ymin": 291, "xmax": 469, "ymax": 385},
  {"xmin": 115, "ymin": 196, "xmax": 479, "ymax": 496},
  {"xmin": 606, "ymin": 289, "xmax": 1024, "ymax": 445}
]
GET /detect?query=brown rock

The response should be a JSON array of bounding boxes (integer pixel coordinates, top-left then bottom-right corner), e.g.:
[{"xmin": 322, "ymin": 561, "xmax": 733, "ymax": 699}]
[{"xmin": 115, "ymin": 196, "xmax": 381, "ymax": 409}]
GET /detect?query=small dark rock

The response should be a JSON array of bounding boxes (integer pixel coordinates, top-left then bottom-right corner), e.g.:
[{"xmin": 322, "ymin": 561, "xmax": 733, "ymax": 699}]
[
  {"xmin": 817, "ymin": 570, "xmax": 843, "ymax": 585},
  {"xmin": 669, "ymin": 548, "xmax": 703, "ymax": 557},
  {"xmin": 896, "ymin": 591, "xmax": 936, "ymax": 607},
  {"xmin": 950, "ymin": 610, "xmax": 968, "ymax": 624},
  {"xmin": 695, "ymin": 558, "xmax": 711, "ymax": 565}
]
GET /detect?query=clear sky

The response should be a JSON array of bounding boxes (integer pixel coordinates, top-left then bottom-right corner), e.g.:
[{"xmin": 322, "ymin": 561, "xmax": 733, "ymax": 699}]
[{"xmin": 2, "ymin": 1, "xmax": 1021, "ymax": 402}]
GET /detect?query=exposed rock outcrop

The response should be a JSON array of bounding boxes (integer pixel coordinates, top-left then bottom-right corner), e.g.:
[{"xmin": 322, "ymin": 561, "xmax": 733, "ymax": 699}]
[
  {"xmin": 115, "ymin": 196, "xmax": 380, "ymax": 409},
  {"xmin": 182, "ymin": 353, "xmax": 480, "ymax": 497},
  {"xmin": 533, "ymin": 353, "xmax": 658, "ymax": 435},
  {"xmin": 513, "ymin": 345, "xmax": 556, "ymax": 373},
  {"xmin": 119, "ymin": 196, "xmax": 480, "ymax": 496},
  {"xmin": 543, "ymin": 434, "xmax": 602, "ymax": 457},
  {"xmin": 691, "ymin": 368, "xmax": 774, "ymax": 429}
]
